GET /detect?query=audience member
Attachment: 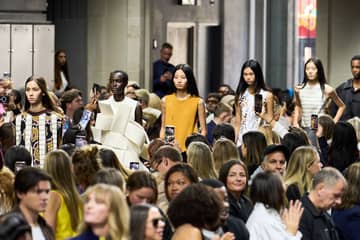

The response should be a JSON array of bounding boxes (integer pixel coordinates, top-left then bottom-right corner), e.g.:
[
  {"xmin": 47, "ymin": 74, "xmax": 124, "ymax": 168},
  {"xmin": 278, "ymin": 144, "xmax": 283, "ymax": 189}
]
[
  {"xmin": 187, "ymin": 142, "xmax": 217, "ymax": 179},
  {"xmin": 212, "ymin": 138, "xmax": 240, "ymax": 172},
  {"xmin": 328, "ymin": 121, "xmax": 358, "ymax": 172},
  {"xmin": 70, "ymin": 184, "xmax": 129, "ymax": 240},
  {"xmin": 164, "ymin": 163, "xmax": 198, "ymax": 203},
  {"xmin": 299, "ymin": 167, "xmax": 347, "ymax": 240},
  {"xmin": 201, "ymin": 179, "xmax": 249, "ymax": 240},
  {"xmin": 206, "ymin": 103, "xmax": 232, "ymax": 145},
  {"xmin": 284, "ymin": 146, "xmax": 322, "ymax": 201},
  {"xmin": 213, "ymin": 123, "xmax": 236, "ymax": 143},
  {"xmin": 333, "ymin": 162, "xmax": 360, "ymax": 240},
  {"xmin": 240, "ymin": 131, "xmax": 267, "ymax": 176},
  {"xmin": 0, "ymin": 212, "xmax": 32, "ymax": 240},
  {"xmin": 130, "ymin": 204, "xmax": 166, "ymax": 240},
  {"xmin": 247, "ymin": 172, "xmax": 303, "ymax": 239},
  {"xmin": 91, "ymin": 168, "xmax": 125, "ymax": 191},
  {"xmin": 12, "ymin": 167, "xmax": 54, "ymax": 240},
  {"xmin": 60, "ymin": 89, "xmax": 83, "ymax": 134},
  {"xmin": 4, "ymin": 145, "xmax": 32, "ymax": 173},
  {"xmin": 126, "ymin": 171, "xmax": 158, "ymax": 206},
  {"xmin": 43, "ymin": 150, "xmax": 82, "ymax": 240},
  {"xmin": 72, "ymin": 145, "xmax": 103, "ymax": 193},
  {"xmin": 219, "ymin": 160, "xmax": 253, "ymax": 223},
  {"xmin": 98, "ymin": 148, "xmax": 132, "ymax": 181}
]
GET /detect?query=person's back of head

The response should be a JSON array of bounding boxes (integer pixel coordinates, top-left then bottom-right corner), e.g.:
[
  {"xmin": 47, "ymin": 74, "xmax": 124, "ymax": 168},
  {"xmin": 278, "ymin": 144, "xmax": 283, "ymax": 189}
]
[
  {"xmin": 4, "ymin": 145, "xmax": 32, "ymax": 173},
  {"xmin": 213, "ymin": 123, "xmax": 236, "ymax": 143},
  {"xmin": 250, "ymin": 171, "xmax": 285, "ymax": 212},
  {"xmin": 91, "ymin": 168, "xmax": 125, "ymax": 191},
  {"xmin": 152, "ymin": 145, "xmax": 183, "ymax": 164},
  {"xmin": 281, "ymin": 131, "xmax": 309, "ymax": 156},
  {"xmin": 185, "ymin": 133, "xmax": 211, "ymax": 149}
]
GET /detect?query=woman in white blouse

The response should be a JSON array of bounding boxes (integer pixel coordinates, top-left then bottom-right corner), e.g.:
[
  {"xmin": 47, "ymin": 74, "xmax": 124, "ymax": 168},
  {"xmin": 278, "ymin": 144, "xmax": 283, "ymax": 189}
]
[{"xmin": 246, "ymin": 172, "xmax": 304, "ymax": 240}]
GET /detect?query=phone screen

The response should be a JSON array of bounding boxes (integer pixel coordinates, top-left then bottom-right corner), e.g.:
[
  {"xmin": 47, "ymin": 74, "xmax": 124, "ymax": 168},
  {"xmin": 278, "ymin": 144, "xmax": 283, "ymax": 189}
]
[
  {"xmin": 165, "ymin": 125, "xmax": 175, "ymax": 143},
  {"xmin": 254, "ymin": 94, "xmax": 263, "ymax": 113},
  {"xmin": 129, "ymin": 162, "xmax": 140, "ymax": 170},
  {"xmin": 311, "ymin": 114, "xmax": 318, "ymax": 130}
]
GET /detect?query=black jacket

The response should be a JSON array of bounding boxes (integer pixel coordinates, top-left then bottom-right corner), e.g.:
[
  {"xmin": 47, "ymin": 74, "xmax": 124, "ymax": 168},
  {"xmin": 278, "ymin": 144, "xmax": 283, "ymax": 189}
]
[
  {"xmin": 228, "ymin": 193, "xmax": 253, "ymax": 223},
  {"xmin": 299, "ymin": 194, "xmax": 339, "ymax": 240},
  {"xmin": 11, "ymin": 206, "xmax": 54, "ymax": 240},
  {"xmin": 223, "ymin": 216, "xmax": 249, "ymax": 240}
]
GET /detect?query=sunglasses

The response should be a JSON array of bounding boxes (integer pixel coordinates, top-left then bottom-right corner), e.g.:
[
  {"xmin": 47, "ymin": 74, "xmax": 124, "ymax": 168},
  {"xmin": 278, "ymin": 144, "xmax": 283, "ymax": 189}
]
[{"xmin": 151, "ymin": 217, "xmax": 165, "ymax": 228}]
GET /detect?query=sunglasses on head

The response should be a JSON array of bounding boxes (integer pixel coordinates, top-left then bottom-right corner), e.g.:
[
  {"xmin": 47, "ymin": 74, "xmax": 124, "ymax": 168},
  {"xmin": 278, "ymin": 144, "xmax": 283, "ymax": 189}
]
[{"xmin": 152, "ymin": 217, "xmax": 165, "ymax": 228}]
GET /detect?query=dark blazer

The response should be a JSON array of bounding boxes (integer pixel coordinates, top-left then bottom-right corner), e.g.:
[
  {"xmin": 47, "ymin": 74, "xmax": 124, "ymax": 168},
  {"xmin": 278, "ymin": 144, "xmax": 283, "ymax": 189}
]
[
  {"xmin": 228, "ymin": 192, "xmax": 253, "ymax": 223},
  {"xmin": 332, "ymin": 204, "xmax": 360, "ymax": 240},
  {"xmin": 299, "ymin": 194, "xmax": 340, "ymax": 240},
  {"xmin": 69, "ymin": 230, "xmax": 103, "ymax": 240}
]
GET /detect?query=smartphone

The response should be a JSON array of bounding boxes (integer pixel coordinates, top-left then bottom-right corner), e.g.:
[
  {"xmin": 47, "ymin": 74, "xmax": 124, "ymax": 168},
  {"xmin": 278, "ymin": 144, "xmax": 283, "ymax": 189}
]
[
  {"xmin": 15, "ymin": 161, "xmax": 27, "ymax": 174},
  {"xmin": 254, "ymin": 94, "xmax": 263, "ymax": 113},
  {"xmin": 165, "ymin": 125, "xmax": 175, "ymax": 143},
  {"xmin": 129, "ymin": 162, "xmax": 140, "ymax": 170},
  {"xmin": 78, "ymin": 110, "xmax": 92, "ymax": 130},
  {"xmin": 311, "ymin": 114, "xmax": 318, "ymax": 130},
  {"xmin": 75, "ymin": 134, "xmax": 88, "ymax": 148}
]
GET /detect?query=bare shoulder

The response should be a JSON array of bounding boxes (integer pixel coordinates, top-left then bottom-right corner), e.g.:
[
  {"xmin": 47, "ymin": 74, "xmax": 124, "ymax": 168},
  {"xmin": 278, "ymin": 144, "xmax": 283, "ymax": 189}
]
[
  {"xmin": 198, "ymin": 98, "xmax": 204, "ymax": 105},
  {"xmin": 324, "ymin": 84, "xmax": 335, "ymax": 94},
  {"xmin": 172, "ymin": 224, "xmax": 202, "ymax": 240}
]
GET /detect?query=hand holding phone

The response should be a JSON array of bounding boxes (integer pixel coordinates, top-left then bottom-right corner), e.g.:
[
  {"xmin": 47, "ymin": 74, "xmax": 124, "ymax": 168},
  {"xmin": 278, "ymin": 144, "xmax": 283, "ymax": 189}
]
[
  {"xmin": 310, "ymin": 114, "xmax": 318, "ymax": 130},
  {"xmin": 165, "ymin": 125, "xmax": 175, "ymax": 143}
]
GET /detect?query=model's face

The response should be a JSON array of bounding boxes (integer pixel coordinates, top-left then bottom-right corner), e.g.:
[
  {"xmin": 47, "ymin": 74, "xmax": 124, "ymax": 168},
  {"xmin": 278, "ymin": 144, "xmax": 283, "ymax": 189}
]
[
  {"xmin": 160, "ymin": 47, "xmax": 172, "ymax": 63},
  {"xmin": 167, "ymin": 172, "xmax": 191, "ymax": 201},
  {"xmin": 173, "ymin": 69, "xmax": 188, "ymax": 91},
  {"xmin": 351, "ymin": 59, "xmax": 360, "ymax": 80},
  {"xmin": 317, "ymin": 180, "xmax": 345, "ymax": 210},
  {"xmin": 145, "ymin": 207, "xmax": 165, "ymax": 240},
  {"xmin": 226, "ymin": 164, "xmax": 247, "ymax": 194},
  {"xmin": 84, "ymin": 193, "xmax": 110, "ymax": 226},
  {"xmin": 110, "ymin": 72, "xmax": 127, "ymax": 96},
  {"xmin": 57, "ymin": 52, "xmax": 66, "ymax": 65},
  {"xmin": 305, "ymin": 61, "xmax": 318, "ymax": 81},
  {"xmin": 307, "ymin": 153, "xmax": 322, "ymax": 176},
  {"xmin": 128, "ymin": 187, "xmax": 156, "ymax": 206},
  {"xmin": 25, "ymin": 80, "xmax": 43, "ymax": 105},
  {"xmin": 243, "ymin": 67, "xmax": 256, "ymax": 86},
  {"xmin": 263, "ymin": 152, "xmax": 287, "ymax": 176},
  {"xmin": 18, "ymin": 181, "xmax": 51, "ymax": 214}
]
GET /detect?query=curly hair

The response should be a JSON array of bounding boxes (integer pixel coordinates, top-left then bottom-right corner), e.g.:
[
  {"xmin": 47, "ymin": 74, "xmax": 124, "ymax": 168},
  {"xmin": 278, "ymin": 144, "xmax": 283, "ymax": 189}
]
[
  {"xmin": 72, "ymin": 145, "xmax": 102, "ymax": 190},
  {"xmin": 167, "ymin": 183, "xmax": 222, "ymax": 230}
]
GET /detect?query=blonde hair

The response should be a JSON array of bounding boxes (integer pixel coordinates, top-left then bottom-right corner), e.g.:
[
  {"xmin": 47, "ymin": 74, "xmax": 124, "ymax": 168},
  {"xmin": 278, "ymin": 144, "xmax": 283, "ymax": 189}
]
[
  {"xmin": 348, "ymin": 117, "xmax": 360, "ymax": 143},
  {"xmin": 284, "ymin": 146, "xmax": 319, "ymax": 196},
  {"xmin": 44, "ymin": 150, "xmax": 82, "ymax": 231},
  {"xmin": 212, "ymin": 138, "xmax": 240, "ymax": 171},
  {"xmin": 80, "ymin": 184, "xmax": 129, "ymax": 240},
  {"xmin": 258, "ymin": 125, "xmax": 280, "ymax": 145},
  {"xmin": 187, "ymin": 142, "xmax": 218, "ymax": 179}
]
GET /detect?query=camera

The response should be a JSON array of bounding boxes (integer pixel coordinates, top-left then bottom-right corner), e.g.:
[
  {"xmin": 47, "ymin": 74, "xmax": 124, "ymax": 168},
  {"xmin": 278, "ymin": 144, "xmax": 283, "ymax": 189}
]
[{"xmin": 0, "ymin": 95, "xmax": 9, "ymax": 104}]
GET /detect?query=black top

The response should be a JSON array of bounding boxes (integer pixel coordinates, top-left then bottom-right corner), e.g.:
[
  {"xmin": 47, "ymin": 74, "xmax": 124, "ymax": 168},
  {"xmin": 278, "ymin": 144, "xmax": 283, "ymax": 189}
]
[
  {"xmin": 299, "ymin": 194, "xmax": 340, "ymax": 240},
  {"xmin": 228, "ymin": 192, "xmax": 253, "ymax": 223},
  {"xmin": 286, "ymin": 183, "xmax": 302, "ymax": 202},
  {"xmin": 330, "ymin": 79, "xmax": 360, "ymax": 121},
  {"xmin": 223, "ymin": 215, "xmax": 249, "ymax": 240}
]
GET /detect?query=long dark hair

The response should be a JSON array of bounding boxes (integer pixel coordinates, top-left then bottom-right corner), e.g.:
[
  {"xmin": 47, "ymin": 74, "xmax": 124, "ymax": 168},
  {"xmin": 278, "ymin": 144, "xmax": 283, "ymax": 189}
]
[
  {"xmin": 302, "ymin": 58, "xmax": 326, "ymax": 93},
  {"xmin": 24, "ymin": 76, "xmax": 57, "ymax": 112},
  {"xmin": 328, "ymin": 121, "xmax": 358, "ymax": 172},
  {"xmin": 169, "ymin": 64, "xmax": 199, "ymax": 96},
  {"xmin": 54, "ymin": 50, "xmax": 70, "ymax": 90},
  {"xmin": 235, "ymin": 59, "xmax": 268, "ymax": 103}
]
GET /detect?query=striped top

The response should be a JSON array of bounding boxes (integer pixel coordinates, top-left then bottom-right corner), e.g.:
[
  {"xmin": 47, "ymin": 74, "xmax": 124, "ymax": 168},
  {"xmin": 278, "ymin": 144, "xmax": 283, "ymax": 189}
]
[{"xmin": 298, "ymin": 83, "xmax": 326, "ymax": 127}]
